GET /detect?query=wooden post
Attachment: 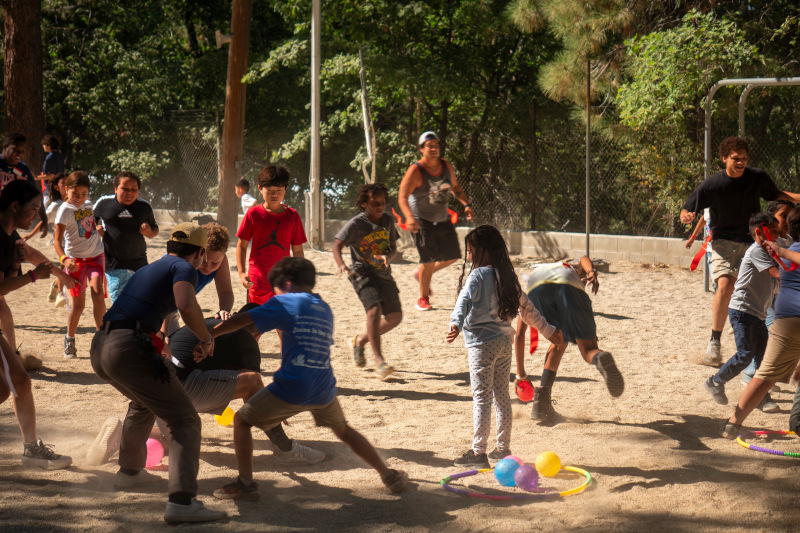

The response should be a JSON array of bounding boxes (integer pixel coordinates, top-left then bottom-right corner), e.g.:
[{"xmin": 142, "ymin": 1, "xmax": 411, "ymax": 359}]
[
  {"xmin": 219, "ymin": 0, "xmax": 252, "ymax": 233},
  {"xmin": 307, "ymin": 0, "xmax": 324, "ymax": 248}
]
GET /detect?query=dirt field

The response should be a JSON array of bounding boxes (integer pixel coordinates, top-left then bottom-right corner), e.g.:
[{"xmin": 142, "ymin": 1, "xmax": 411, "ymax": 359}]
[{"xmin": 2, "ymin": 230, "xmax": 799, "ymax": 532}]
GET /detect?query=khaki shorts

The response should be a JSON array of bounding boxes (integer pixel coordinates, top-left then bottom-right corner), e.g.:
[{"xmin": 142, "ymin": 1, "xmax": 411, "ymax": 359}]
[
  {"xmin": 755, "ymin": 317, "xmax": 800, "ymax": 383},
  {"xmin": 709, "ymin": 239, "xmax": 750, "ymax": 281},
  {"xmin": 239, "ymin": 388, "xmax": 347, "ymax": 430}
]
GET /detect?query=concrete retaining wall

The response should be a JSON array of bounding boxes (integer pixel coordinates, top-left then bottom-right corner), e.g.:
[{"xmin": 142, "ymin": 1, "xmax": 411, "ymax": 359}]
[{"xmin": 152, "ymin": 210, "xmax": 695, "ymax": 267}]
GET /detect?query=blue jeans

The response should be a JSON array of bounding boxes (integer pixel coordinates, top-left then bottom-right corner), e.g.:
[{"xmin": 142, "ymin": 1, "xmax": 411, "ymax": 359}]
[
  {"xmin": 714, "ymin": 309, "xmax": 768, "ymax": 384},
  {"xmin": 743, "ymin": 304, "xmax": 775, "ymax": 378},
  {"xmin": 106, "ymin": 269, "xmax": 135, "ymax": 303}
]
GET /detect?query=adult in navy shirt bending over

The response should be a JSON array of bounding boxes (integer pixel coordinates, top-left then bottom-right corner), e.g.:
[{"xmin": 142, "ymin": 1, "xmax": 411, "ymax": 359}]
[
  {"xmin": 94, "ymin": 171, "xmax": 159, "ymax": 302},
  {"xmin": 0, "ymin": 132, "xmax": 47, "ymax": 238},
  {"xmin": 680, "ymin": 136, "xmax": 800, "ymax": 367},
  {"xmin": 90, "ymin": 222, "xmax": 225, "ymax": 524}
]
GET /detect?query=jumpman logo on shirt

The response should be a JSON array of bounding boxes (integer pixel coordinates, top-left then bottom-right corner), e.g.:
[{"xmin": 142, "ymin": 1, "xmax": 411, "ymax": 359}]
[{"xmin": 257, "ymin": 221, "xmax": 286, "ymax": 251}]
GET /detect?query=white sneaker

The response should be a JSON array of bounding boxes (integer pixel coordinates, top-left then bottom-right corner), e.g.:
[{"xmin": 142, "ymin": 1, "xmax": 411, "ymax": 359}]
[
  {"xmin": 86, "ymin": 417, "xmax": 122, "ymax": 465},
  {"xmin": 702, "ymin": 339, "xmax": 722, "ymax": 367},
  {"xmin": 164, "ymin": 499, "xmax": 226, "ymax": 523},
  {"xmin": 114, "ymin": 469, "xmax": 161, "ymax": 490},
  {"xmin": 273, "ymin": 440, "xmax": 325, "ymax": 466},
  {"xmin": 21, "ymin": 439, "xmax": 72, "ymax": 470}
]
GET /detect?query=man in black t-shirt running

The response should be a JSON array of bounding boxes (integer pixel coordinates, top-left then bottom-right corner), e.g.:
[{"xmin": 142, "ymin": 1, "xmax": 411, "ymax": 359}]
[{"xmin": 680, "ymin": 137, "xmax": 800, "ymax": 366}]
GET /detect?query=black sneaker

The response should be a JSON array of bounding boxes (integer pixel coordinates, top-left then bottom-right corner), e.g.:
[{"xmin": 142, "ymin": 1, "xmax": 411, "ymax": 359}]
[
  {"xmin": 487, "ymin": 449, "xmax": 512, "ymax": 463},
  {"xmin": 530, "ymin": 387, "xmax": 558, "ymax": 422},
  {"xmin": 22, "ymin": 439, "xmax": 72, "ymax": 470},
  {"xmin": 595, "ymin": 351, "xmax": 624, "ymax": 397},
  {"xmin": 704, "ymin": 377, "xmax": 728, "ymax": 405},
  {"xmin": 453, "ymin": 450, "xmax": 489, "ymax": 469}
]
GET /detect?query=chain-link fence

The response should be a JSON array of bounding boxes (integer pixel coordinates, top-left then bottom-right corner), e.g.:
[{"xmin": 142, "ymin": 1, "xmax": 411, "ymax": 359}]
[{"xmin": 152, "ymin": 96, "xmax": 800, "ymax": 237}]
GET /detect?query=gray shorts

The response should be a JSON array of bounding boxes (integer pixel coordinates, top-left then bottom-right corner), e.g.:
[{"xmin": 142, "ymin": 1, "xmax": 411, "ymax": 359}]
[{"xmin": 183, "ymin": 368, "xmax": 239, "ymax": 415}]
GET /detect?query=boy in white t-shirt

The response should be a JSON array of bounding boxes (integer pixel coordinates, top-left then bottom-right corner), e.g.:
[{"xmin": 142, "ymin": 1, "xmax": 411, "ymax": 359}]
[
  {"xmin": 54, "ymin": 171, "xmax": 106, "ymax": 358},
  {"xmin": 235, "ymin": 178, "xmax": 257, "ymax": 214}
]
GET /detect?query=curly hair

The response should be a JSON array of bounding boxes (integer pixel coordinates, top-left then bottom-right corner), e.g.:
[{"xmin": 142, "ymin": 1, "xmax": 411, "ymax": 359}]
[
  {"xmin": 456, "ymin": 225, "xmax": 521, "ymax": 322},
  {"xmin": 202, "ymin": 222, "xmax": 230, "ymax": 253},
  {"xmin": 719, "ymin": 136, "xmax": 749, "ymax": 159},
  {"xmin": 355, "ymin": 183, "xmax": 389, "ymax": 211}
]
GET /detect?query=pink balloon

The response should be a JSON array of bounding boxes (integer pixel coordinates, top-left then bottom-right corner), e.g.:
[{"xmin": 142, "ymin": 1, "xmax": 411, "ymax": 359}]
[
  {"xmin": 145, "ymin": 438, "xmax": 164, "ymax": 468},
  {"xmin": 506, "ymin": 455, "xmax": 524, "ymax": 466}
]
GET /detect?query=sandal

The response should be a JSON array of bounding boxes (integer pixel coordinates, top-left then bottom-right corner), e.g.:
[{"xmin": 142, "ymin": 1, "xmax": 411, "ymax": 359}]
[
  {"xmin": 376, "ymin": 362, "xmax": 395, "ymax": 381},
  {"xmin": 352, "ymin": 335, "xmax": 366, "ymax": 368},
  {"xmin": 382, "ymin": 468, "xmax": 408, "ymax": 493}
]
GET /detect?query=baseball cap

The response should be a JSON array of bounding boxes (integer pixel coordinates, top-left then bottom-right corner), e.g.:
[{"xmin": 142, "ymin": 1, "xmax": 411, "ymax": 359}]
[
  {"xmin": 418, "ymin": 131, "xmax": 439, "ymax": 147},
  {"xmin": 169, "ymin": 222, "xmax": 207, "ymax": 250}
]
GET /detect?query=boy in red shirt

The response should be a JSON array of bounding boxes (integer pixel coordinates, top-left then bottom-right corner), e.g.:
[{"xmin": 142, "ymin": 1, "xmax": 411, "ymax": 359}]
[{"xmin": 236, "ymin": 165, "xmax": 306, "ymax": 304}]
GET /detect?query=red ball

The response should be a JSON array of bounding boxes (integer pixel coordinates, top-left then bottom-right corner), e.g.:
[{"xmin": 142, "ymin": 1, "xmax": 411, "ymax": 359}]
[{"xmin": 515, "ymin": 380, "xmax": 534, "ymax": 402}]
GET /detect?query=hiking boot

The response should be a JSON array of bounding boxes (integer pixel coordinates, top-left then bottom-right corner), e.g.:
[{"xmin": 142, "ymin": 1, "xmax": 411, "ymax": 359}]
[
  {"xmin": 63, "ymin": 336, "xmax": 77, "ymax": 359},
  {"xmin": 86, "ymin": 417, "xmax": 123, "ymax": 465},
  {"xmin": 595, "ymin": 351, "xmax": 624, "ymax": 397},
  {"xmin": 721, "ymin": 422, "xmax": 742, "ymax": 440},
  {"xmin": 213, "ymin": 478, "xmax": 259, "ymax": 501},
  {"xmin": 487, "ymin": 449, "xmax": 512, "ymax": 463},
  {"xmin": 21, "ymin": 439, "xmax": 72, "ymax": 470},
  {"xmin": 758, "ymin": 393, "xmax": 780, "ymax": 413},
  {"xmin": 352, "ymin": 334, "xmax": 366, "ymax": 368},
  {"xmin": 273, "ymin": 441, "xmax": 325, "ymax": 466},
  {"xmin": 704, "ymin": 377, "xmax": 728, "ymax": 405},
  {"xmin": 454, "ymin": 449, "xmax": 489, "ymax": 469},
  {"xmin": 376, "ymin": 362, "xmax": 396, "ymax": 381},
  {"xmin": 164, "ymin": 499, "xmax": 226, "ymax": 523},
  {"xmin": 415, "ymin": 296, "xmax": 433, "ymax": 311},
  {"xmin": 382, "ymin": 468, "xmax": 409, "ymax": 493},
  {"xmin": 703, "ymin": 339, "xmax": 722, "ymax": 367},
  {"xmin": 530, "ymin": 387, "xmax": 558, "ymax": 422},
  {"xmin": 114, "ymin": 469, "xmax": 161, "ymax": 490}
]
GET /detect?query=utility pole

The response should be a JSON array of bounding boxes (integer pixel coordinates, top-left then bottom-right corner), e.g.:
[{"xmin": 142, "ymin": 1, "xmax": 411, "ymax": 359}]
[
  {"xmin": 219, "ymin": 0, "xmax": 252, "ymax": 233},
  {"xmin": 306, "ymin": 0, "xmax": 324, "ymax": 248}
]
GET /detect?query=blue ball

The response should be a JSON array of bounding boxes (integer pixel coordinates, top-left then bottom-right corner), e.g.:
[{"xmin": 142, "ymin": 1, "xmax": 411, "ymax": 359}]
[{"xmin": 494, "ymin": 457, "xmax": 520, "ymax": 487}]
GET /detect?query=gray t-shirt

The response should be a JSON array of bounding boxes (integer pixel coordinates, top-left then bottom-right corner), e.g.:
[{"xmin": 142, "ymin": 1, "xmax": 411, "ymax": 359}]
[
  {"xmin": 335, "ymin": 212, "xmax": 398, "ymax": 277},
  {"xmin": 729, "ymin": 241, "xmax": 778, "ymax": 320}
]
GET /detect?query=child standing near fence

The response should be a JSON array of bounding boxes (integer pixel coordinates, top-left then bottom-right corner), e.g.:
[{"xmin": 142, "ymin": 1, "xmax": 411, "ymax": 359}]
[
  {"xmin": 447, "ymin": 225, "xmax": 561, "ymax": 468},
  {"xmin": 54, "ymin": 171, "xmax": 106, "ymax": 358}
]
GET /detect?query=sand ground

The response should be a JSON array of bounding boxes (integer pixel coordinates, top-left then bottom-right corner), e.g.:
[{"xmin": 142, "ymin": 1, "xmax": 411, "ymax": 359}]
[{"xmin": 1, "ymin": 230, "xmax": 799, "ymax": 532}]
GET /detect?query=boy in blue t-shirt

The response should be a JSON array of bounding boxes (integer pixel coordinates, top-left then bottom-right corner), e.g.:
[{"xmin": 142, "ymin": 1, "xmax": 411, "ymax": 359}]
[{"xmin": 208, "ymin": 257, "xmax": 408, "ymax": 500}]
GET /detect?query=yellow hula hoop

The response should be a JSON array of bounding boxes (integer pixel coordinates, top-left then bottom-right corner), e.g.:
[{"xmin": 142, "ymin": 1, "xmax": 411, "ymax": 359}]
[{"xmin": 440, "ymin": 465, "xmax": 592, "ymax": 500}]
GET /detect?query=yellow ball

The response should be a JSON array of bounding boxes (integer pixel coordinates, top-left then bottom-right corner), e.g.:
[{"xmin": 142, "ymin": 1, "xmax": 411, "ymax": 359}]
[
  {"xmin": 535, "ymin": 451, "xmax": 561, "ymax": 477},
  {"xmin": 214, "ymin": 406, "xmax": 234, "ymax": 427}
]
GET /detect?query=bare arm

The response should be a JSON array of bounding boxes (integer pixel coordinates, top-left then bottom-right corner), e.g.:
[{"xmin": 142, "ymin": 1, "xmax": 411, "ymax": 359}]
[
  {"xmin": 174, "ymin": 280, "xmax": 214, "ymax": 361},
  {"xmin": 291, "ymin": 243, "xmax": 304, "ymax": 258},
  {"xmin": 53, "ymin": 223, "xmax": 76, "ymax": 272},
  {"xmin": 235, "ymin": 238, "xmax": 252, "ymax": 290},
  {"xmin": 447, "ymin": 160, "xmax": 474, "ymax": 221},
  {"xmin": 777, "ymin": 191, "xmax": 800, "ymax": 203},
  {"xmin": 679, "ymin": 208, "xmax": 696, "ymax": 225},
  {"xmin": 139, "ymin": 222, "xmax": 159, "ymax": 239},
  {"xmin": 514, "ymin": 319, "xmax": 528, "ymax": 379},
  {"xmin": 398, "ymin": 165, "xmax": 421, "ymax": 232},
  {"xmin": 332, "ymin": 239, "xmax": 350, "ymax": 275},
  {"xmin": 576, "ymin": 255, "xmax": 599, "ymax": 294},
  {"xmin": 213, "ymin": 256, "xmax": 235, "ymax": 319},
  {"xmin": 686, "ymin": 215, "xmax": 706, "ymax": 248},
  {"xmin": 210, "ymin": 312, "xmax": 255, "ymax": 339},
  {"xmin": 20, "ymin": 242, "xmax": 75, "ymax": 287}
]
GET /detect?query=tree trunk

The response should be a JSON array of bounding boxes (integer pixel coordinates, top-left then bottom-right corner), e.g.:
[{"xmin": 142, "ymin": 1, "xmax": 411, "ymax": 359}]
[
  {"xmin": 529, "ymin": 100, "xmax": 537, "ymax": 230},
  {"xmin": 2, "ymin": 0, "xmax": 45, "ymax": 175}
]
